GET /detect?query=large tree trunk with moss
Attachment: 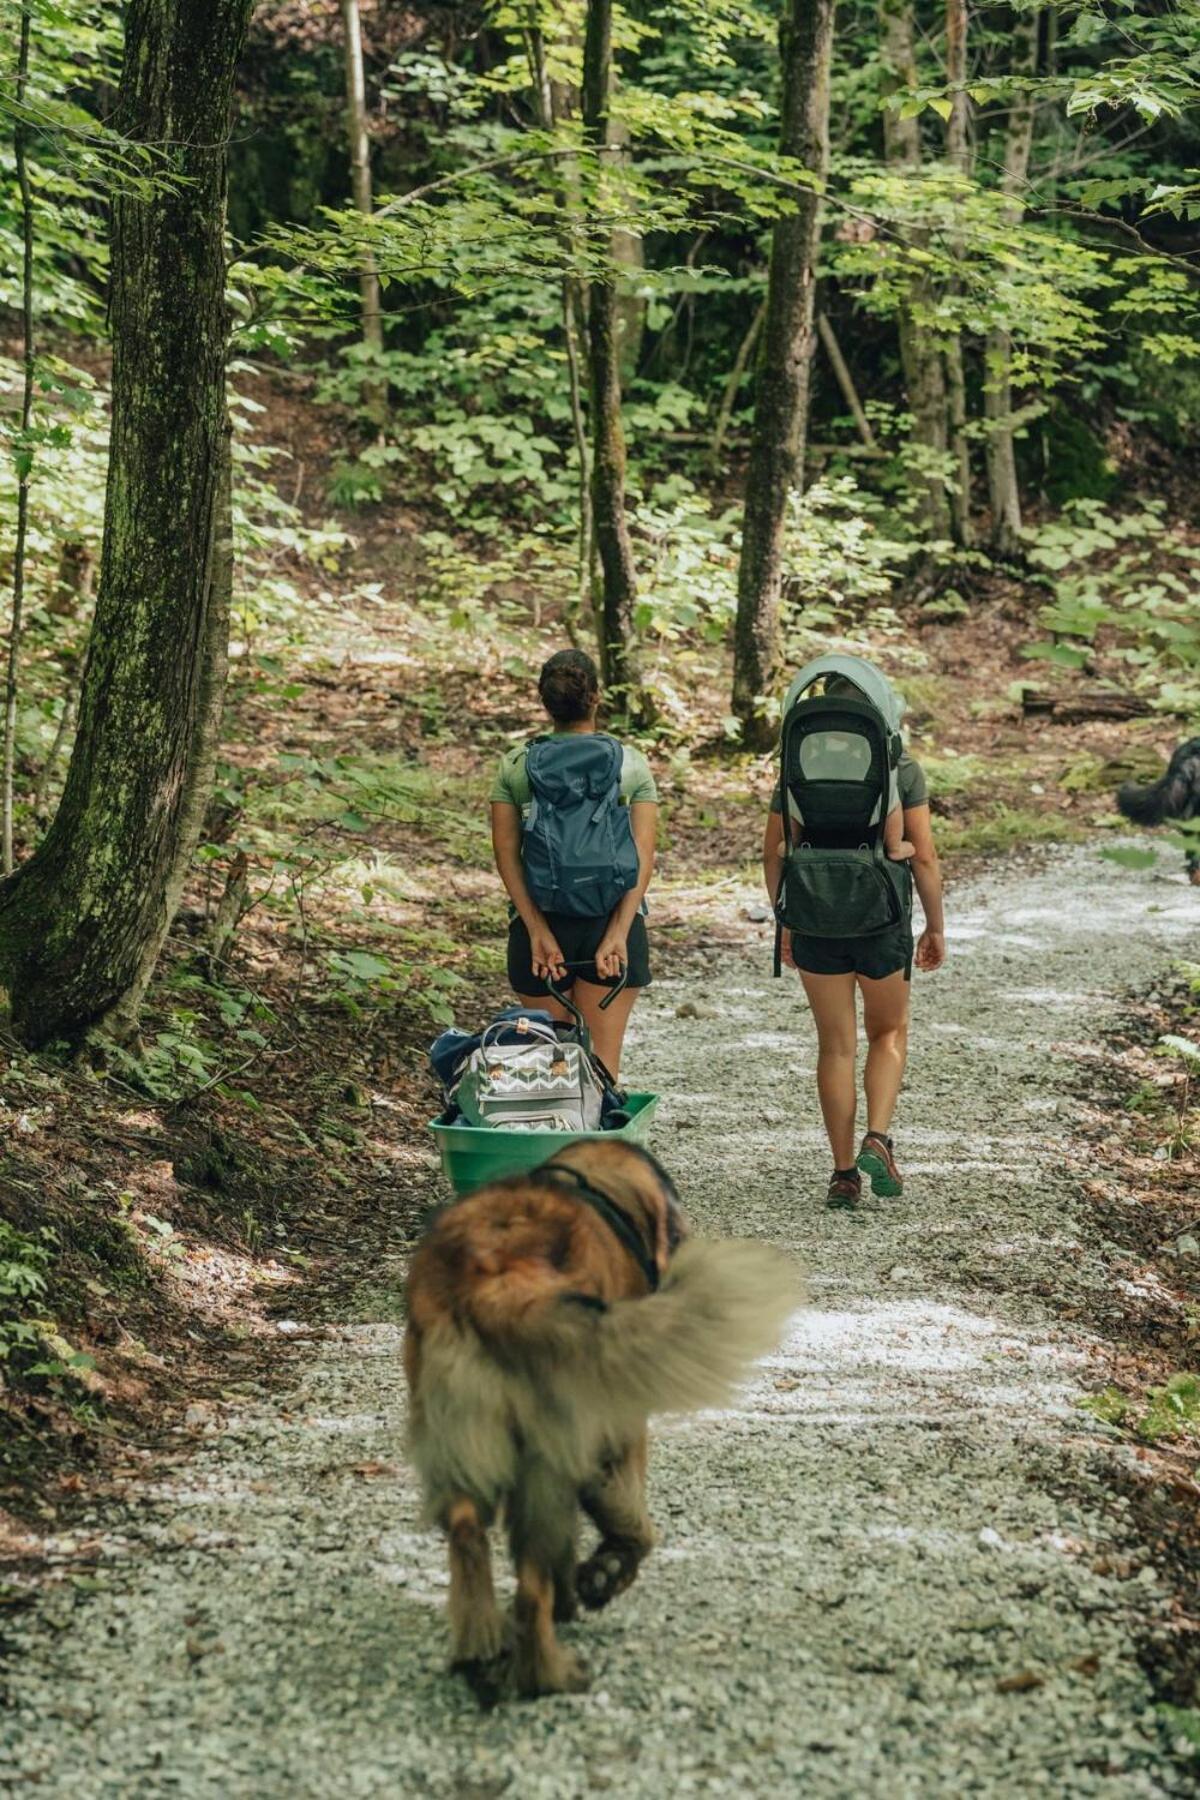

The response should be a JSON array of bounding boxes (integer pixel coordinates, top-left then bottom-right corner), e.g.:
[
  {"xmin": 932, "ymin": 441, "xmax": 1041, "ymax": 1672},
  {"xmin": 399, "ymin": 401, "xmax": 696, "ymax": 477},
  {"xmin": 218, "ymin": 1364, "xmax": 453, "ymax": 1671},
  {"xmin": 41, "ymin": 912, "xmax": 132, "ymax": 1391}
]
[
  {"xmin": 0, "ymin": 0, "xmax": 251, "ymax": 1048},
  {"xmin": 732, "ymin": 0, "xmax": 836, "ymax": 748},
  {"xmin": 581, "ymin": 0, "xmax": 642, "ymax": 708},
  {"xmin": 881, "ymin": 0, "xmax": 951, "ymax": 543},
  {"xmin": 985, "ymin": 8, "xmax": 1039, "ymax": 559}
]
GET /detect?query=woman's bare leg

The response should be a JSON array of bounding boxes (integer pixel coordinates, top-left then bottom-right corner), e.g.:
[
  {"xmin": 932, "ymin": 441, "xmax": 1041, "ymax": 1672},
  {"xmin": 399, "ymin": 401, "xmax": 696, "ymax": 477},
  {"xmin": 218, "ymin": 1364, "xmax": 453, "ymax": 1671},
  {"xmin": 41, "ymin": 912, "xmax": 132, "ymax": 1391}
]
[
  {"xmin": 858, "ymin": 969, "xmax": 910, "ymax": 1137},
  {"xmin": 798, "ymin": 970, "xmax": 859, "ymax": 1168},
  {"xmin": 514, "ymin": 992, "xmax": 573, "ymax": 1023},
  {"xmin": 573, "ymin": 980, "xmax": 639, "ymax": 1082}
]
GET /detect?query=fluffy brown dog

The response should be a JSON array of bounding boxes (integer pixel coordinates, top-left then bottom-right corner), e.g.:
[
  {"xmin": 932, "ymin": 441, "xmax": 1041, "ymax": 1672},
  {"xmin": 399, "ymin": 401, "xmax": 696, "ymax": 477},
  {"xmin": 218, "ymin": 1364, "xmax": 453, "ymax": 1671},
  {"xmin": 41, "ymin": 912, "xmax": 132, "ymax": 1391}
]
[{"xmin": 404, "ymin": 1139, "xmax": 800, "ymax": 1701}]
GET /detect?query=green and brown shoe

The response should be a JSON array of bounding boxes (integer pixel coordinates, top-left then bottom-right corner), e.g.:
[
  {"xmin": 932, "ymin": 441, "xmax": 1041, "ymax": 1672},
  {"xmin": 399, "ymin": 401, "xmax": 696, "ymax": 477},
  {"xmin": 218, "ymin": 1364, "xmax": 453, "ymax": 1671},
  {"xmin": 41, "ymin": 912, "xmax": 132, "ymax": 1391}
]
[
  {"xmin": 856, "ymin": 1132, "xmax": 903, "ymax": 1198},
  {"xmin": 826, "ymin": 1169, "xmax": 863, "ymax": 1209}
]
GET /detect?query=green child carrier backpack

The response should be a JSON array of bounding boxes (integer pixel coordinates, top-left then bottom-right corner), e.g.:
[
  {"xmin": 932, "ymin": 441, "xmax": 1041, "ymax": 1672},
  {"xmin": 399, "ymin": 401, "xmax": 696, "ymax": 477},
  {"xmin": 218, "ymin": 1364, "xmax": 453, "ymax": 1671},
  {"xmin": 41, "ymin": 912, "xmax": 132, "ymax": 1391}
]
[{"xmin": 772, "ymin": 654, "xmax": 908, "ymax": 975}]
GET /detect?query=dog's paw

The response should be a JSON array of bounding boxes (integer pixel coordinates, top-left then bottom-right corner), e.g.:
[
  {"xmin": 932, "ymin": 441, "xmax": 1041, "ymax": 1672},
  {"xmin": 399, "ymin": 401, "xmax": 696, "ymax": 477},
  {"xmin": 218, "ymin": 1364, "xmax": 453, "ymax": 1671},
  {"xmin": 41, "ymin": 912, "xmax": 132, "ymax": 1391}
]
[
  {"xmin": 577, "ymin": 1539, "xmax": 645, "ymax": 1611},
  {"xmin": 452, "ymin": 1653, "xmax": 510, "ymax": 1710},
  {"xmin": 516, "ymin": 1646, "xmax": 590, "ymax": 1698}
]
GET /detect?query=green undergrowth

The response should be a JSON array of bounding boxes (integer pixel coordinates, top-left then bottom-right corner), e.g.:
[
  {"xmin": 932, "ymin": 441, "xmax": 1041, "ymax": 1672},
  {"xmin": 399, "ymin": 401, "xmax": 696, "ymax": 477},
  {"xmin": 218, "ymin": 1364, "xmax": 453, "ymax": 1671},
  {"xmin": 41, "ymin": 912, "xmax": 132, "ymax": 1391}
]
[
  {"xmin": 1082, "ymin": 1372, "xmax": 1200, "ymax": 1444},
  {"xmin": 934, "ymin": 804, "xmax": 1086, "ymax": 859}
]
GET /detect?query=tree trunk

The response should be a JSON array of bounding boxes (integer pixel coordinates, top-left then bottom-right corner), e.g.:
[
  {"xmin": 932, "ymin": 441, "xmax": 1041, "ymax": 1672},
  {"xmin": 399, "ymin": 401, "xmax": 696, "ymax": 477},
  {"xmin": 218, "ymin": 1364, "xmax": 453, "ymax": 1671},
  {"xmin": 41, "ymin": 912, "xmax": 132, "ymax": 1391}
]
[
  {"xmin": 0, "ymin": 0, "xmax": 251, "ymax": 1048},
  {"xmin": 341, "ymin": 0, "xmax": 384, "ymax": 416},
  {"xmin": 581, "ymin": 0, "xmax": 642, "ymax": 709},
  {"xmin": 526, "ymin": 27, "xmax": 593, "ymax": 634},
  {"xmin": 986, "ymin": 8, "xmax": 1039, "ymax": 559},
  {"xmin": 732, "ymin": 0, "xmax": 837, "ymax": 748},
  {"xmin": 942, "ymin": 0, "xmax": 972, "ymax": 546},
  {"xmin": 880, "ymin": 0, "xmax": 951, "ymax": 543},
  {"xmin": 4, "ymin": 3, "xmax": 34, "ymax": 877},
  {"xmin": 610, "ymin": 114, "xmax": 646, "ymax": 382}
]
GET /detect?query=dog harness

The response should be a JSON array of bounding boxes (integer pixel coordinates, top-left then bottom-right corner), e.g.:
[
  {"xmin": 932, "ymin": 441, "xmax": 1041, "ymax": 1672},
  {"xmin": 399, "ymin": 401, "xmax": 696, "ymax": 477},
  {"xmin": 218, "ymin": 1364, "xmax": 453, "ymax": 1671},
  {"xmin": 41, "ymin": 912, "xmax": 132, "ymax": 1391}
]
[{"xmin": 539, "ymin": 1162, "xmax": 660, "ymax": 1293}]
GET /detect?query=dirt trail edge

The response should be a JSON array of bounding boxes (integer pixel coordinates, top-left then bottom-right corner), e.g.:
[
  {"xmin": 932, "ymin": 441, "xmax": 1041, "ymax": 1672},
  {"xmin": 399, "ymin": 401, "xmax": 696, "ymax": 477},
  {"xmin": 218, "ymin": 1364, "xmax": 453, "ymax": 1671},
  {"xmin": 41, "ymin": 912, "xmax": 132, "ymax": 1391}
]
[{"xmin": 3, "ymin": 847, "xmax": 1197, "ymax": 1798}]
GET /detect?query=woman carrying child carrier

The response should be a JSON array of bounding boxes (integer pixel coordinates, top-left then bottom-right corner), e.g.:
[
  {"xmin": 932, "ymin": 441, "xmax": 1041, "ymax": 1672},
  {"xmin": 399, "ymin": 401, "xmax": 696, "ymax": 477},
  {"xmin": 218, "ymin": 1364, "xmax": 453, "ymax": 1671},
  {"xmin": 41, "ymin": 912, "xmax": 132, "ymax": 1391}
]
[
  {"xmin": 490, "ymin": 649, "xmax": 658, "ymax": 1080},
  {"xmin": 762, "ymin": 655, "xmax": 945, "ymax": 1207}
]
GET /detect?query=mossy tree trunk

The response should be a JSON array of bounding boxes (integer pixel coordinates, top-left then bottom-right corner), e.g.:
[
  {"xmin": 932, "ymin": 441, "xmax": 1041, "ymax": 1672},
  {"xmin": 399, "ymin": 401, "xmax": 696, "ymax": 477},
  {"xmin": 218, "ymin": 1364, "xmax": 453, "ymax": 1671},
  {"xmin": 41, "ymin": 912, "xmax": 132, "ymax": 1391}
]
[
  {"xmin": 0, "ymin": 0, "xmax": 252, "ymax": 1048},
  {"xmin": 985, "ymin": 8, "xmax": 1039, "ymax": 559},
  {"xmin": 581, "ymin": 0, "xmax": 643, "ymax": 711},
  {"xmin": 732, "ymin": 0, "xmax": 836, "ymax": 749},
  {"xmin": 880, "ymin": 0, "xmax": 952, "ymax": 544}
]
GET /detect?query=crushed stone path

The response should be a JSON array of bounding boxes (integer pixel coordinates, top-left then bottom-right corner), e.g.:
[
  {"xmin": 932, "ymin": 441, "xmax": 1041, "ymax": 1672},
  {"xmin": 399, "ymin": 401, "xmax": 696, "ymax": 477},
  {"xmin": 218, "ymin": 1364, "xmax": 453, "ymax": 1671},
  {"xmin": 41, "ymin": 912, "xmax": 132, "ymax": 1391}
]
[{"xmin": 2, "ymin": 847, "xmax": 1198, "ymax": 1797}]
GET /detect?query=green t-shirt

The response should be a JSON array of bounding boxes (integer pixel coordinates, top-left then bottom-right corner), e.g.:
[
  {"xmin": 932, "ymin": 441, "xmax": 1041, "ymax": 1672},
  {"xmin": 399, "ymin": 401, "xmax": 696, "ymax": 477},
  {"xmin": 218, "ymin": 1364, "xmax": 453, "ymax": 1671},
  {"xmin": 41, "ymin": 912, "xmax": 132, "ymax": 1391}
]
[
  {"xmin": 770, "ymin": 752, "xmax": 928, "ymax": 814},
  {"xmin": 490, "ymin": 736, "xmax": 659, "ymax": 813}
]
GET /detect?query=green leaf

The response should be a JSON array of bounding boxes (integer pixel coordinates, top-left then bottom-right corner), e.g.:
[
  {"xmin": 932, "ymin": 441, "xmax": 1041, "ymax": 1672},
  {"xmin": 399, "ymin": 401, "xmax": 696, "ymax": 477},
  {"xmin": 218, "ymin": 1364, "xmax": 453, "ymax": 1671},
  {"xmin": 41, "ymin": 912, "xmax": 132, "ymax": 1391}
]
[
  {"xmin": 1100, "ymin": 846, "xmax": 1158, "ymax": 870},
  {"xmin": 1021, "ymin": 641, "xmax": 1091, "ymax": 668}
]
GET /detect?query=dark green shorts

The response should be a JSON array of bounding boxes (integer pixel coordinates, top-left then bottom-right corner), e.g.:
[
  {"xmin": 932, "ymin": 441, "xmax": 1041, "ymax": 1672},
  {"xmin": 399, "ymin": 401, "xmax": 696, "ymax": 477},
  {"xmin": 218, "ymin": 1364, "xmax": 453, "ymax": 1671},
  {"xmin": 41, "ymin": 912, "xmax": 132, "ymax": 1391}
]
[
  {"xmin": 508, "ymin": 911, "xmax": 651, "ymax": 994},
  {"xmin": 791, "ymin": 918, "xmax": 913, "ymax": 981}
]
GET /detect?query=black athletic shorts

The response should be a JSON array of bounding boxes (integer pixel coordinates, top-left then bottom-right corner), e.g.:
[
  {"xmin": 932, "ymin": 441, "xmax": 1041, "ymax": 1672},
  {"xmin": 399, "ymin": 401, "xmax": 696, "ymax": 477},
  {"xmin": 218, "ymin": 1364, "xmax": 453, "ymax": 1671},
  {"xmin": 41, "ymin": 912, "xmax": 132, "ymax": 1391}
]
[
  {"xmin": 790, "ymin": 919, "xmax": 913, "ymax": 981},
  {"xmin": 507, "ymin": 911, "xmax": 651, "ymax": 994}
]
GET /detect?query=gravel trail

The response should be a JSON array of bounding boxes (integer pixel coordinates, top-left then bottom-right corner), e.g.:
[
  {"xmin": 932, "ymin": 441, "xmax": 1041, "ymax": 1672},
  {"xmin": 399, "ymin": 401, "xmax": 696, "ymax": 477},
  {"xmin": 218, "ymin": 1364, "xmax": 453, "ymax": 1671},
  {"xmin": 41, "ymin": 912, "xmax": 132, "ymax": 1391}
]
[{"xmin": 3, "ymin": 847, "xmax": 1198, "ymax": 1797}]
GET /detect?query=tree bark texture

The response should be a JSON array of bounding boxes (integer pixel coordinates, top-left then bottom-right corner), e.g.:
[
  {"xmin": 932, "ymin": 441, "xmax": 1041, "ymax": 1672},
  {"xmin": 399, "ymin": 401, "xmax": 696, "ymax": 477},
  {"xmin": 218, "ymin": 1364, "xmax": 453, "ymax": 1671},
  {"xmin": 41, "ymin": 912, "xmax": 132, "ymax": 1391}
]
[
  {"xmin": 341, "ymin": 0, "xmax": 384, "ymax": 411},
  {"xmin": 0, "ymin": 0, "xmax": 251, "ymax": 1046},
  {"xmin": 581, "ymin": 0, "xmax": 642, "ymax": 706},
  {"xmin": 985, "ymin": 7, "xmax": 1039, "ymax": 558},
  {"xmin": 732, "ymin": 0, "xmax": 836, "ymax": 748},
  {"xmin": 942, "ymin": 0, "xmax": 972, "ymax": 546},
  {"xmin": 880, "ymin": 0, "xmax": 951, "ymax": 543},
  {"xmin": 4, "ymin": 3, "xmax": 35, "ymax": 877}
]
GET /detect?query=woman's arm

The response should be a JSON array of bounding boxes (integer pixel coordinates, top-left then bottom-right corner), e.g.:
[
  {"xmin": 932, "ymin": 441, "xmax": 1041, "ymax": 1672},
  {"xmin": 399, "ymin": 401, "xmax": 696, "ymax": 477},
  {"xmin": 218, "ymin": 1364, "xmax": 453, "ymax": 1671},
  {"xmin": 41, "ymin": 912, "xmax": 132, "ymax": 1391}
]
[
  {"xmin": 594, "ymin": 802, "xmax": 658, "ymax": 978},
  {"xmin": 903, "ymin": 802, "xmax": 946, "ymax": 970},
  {"xmin": 490, "ymin": 801, "xmax": 566, "ymax": 982}
]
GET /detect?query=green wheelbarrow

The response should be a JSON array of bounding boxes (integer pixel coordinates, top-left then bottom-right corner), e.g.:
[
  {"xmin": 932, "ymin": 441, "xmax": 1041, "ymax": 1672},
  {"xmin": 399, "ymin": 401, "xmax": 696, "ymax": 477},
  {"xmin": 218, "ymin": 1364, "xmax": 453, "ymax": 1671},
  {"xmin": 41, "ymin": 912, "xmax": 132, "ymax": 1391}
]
[
  {"xmin": 428, "ymin": 969, "xmax": 660, "ymax": 1199},
  {"xmin": 430, "ymin": 1091, "xmax": 660, "ymax": 1199}
]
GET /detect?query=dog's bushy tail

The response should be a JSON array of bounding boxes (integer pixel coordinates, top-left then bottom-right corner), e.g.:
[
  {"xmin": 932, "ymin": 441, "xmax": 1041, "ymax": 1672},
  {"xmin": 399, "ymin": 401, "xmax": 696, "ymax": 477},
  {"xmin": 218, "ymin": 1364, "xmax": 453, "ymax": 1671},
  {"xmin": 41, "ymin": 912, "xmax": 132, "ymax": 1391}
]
[
  {"xmin": 1118, "ymin": 773, "xmax": 1172, "ymax": 825},
  {"xmin": 552, "ymin": 1238, "xmax": 802, "ymax": 1428},
  {"xmin": 408, "ymin": 1239, "xmax": 801, "ymax": 1514},
  {"xmin": 1118, "ymin": 738, "xmax": 1200, "ymax": 827}
]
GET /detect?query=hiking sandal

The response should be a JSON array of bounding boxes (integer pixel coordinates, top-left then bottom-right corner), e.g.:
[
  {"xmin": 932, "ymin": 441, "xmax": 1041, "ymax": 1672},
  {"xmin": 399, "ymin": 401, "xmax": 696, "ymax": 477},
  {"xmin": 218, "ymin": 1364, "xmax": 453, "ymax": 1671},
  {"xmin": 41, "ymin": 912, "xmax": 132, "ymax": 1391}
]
[{"xmin": 856, "ymin": 1132, "xmax": 903, "ymax": 1197}]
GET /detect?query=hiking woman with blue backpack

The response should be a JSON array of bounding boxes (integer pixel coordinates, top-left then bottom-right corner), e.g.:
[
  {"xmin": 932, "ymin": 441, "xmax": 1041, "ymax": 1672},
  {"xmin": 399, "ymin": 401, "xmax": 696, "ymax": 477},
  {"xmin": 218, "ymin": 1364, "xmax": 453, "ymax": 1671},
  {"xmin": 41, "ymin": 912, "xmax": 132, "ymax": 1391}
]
[
  {"xmin": 763, "ymin": 655, "xmax": 946, "ymax": 1207},
  {"xmin": 490, "ymin": 649, "xmax": 658, "ymax": 1081}
]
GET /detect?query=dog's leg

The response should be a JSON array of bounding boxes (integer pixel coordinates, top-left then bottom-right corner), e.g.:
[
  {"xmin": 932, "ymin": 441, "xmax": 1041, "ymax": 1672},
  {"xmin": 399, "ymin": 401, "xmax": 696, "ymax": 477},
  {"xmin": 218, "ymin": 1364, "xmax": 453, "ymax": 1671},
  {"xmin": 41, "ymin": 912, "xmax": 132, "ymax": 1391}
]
[
  {"xmin": 445, "ymin": 1496, "xmax": 505, "ymax": 1702},
  {"xmin": 551, "ymin": 1509, "xmax": 579, "ymax": 1624},
  {"xmin": 508, "ymin": 1465, "xmax": 590, "ymax": 1697},
  {"xmin": 578, "ymin": 1431, "xmax": 655, "ymax": 1611}
]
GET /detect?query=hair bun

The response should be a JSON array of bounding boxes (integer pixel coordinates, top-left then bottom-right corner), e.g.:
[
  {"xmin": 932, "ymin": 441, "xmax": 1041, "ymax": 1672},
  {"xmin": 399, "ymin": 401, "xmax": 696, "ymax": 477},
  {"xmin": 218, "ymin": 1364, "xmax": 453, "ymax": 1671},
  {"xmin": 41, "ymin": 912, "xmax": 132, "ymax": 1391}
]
[{"xmin": 538, "ymin": 649, "xmax": 600, "ymax": 724}]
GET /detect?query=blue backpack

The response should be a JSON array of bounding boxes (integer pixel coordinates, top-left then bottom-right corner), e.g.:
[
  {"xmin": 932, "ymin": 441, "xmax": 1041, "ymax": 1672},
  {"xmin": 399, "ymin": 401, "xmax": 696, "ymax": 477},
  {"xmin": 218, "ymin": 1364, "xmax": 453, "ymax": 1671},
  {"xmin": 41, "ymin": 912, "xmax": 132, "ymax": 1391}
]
[{"xmin": 521, "ymin": 734, "xmax": 640, "ymax": 918}]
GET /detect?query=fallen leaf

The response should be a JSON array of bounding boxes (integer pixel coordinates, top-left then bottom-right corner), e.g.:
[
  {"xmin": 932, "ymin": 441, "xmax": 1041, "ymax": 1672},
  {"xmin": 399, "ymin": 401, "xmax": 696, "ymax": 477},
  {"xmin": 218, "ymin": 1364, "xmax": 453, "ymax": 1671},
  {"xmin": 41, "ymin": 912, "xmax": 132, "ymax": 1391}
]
[{"xmin": 996, "ymin": 1670, "xmax": 1045, "ymax": 1693}]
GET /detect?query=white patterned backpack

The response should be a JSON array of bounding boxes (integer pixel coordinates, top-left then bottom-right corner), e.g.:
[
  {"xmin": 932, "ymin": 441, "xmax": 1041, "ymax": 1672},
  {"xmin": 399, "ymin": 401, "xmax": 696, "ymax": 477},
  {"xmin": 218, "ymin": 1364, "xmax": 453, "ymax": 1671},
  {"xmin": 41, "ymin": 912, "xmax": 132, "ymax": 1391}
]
[{"xmin": 452, "ymin": 1013, "xmax": 607, "ymax": 1133}]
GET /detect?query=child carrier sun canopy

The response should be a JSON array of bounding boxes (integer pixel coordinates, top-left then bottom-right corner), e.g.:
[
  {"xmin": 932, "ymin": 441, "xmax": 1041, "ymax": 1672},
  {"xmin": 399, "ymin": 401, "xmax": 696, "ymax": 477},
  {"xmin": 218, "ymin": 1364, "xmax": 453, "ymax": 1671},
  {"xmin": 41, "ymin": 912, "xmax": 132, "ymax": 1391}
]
[{"xmin": 780, "ymin": 652, "xmax": 906, "ymax": 737}]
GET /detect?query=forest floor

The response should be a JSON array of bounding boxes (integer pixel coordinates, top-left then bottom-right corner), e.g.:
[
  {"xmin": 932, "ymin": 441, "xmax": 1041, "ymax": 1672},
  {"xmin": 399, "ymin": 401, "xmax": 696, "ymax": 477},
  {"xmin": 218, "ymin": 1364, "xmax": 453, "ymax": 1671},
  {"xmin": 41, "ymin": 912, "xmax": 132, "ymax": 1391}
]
[{"xmin": 2, "ymin": 847, "xmax": 1199, "ymax": 1796}]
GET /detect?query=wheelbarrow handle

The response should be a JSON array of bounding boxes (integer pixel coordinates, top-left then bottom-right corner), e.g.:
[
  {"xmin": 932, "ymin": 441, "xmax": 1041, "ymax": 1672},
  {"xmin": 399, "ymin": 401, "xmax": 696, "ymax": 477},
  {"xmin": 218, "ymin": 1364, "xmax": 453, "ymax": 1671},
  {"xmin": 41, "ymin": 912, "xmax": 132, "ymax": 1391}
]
[{"xmin": 545, "ymin": 959, "xmax": 629, "ymax": 1014}]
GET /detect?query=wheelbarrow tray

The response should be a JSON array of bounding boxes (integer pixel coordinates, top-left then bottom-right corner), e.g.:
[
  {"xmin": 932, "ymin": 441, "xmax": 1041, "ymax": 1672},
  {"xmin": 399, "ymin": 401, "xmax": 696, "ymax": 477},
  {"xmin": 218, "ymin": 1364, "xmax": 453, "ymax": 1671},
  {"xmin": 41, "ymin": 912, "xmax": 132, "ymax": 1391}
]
[{"xmin": 430, "ymin": 1092, "xmax": 660, "ymax": 1198}]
